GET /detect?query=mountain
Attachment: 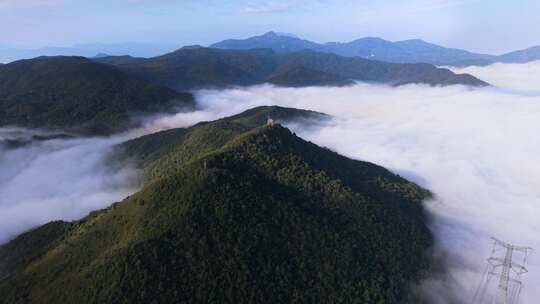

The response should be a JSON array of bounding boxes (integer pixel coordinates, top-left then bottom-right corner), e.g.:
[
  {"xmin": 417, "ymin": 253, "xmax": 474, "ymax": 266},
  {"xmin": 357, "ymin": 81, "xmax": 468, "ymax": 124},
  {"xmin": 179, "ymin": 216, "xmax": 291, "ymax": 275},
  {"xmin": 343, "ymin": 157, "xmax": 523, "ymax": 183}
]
[
  {"xmin": 211, "ymin": 32, "xmax": 540, "ymax": 66},
  {"xmin": 498, "ymin": 46, "xmax": 540, "ymax": 63},
  {"xmin": 265, "ymin": 65, "xmax": 353, "ymax": 87},
  {"xmin": 0, "ymin": 56, "xmax": 194, "ymax": 135},
  {"xmin": 93, "ymin": 53, "xmax": 111, "ymax": 58},
  {"xmin": 96, "ymin": 46, "xmax": 488, "ymax": 90},
  {"xmin": 3, "ymin": 33, "xmax": 538, "ymax": 67},
  {"xmin": 211, "ymin": 32, "xmax": 495, "ymax": 65},
  {"xmin": 0, "ymin": 42, "xmax": 178, "ymax": 64},
  {"xmin": 0, "ymin": 106, "xmax": 433, "ymax": 303},
  {"xmin": 211, "ymin": 31, "xmax": 322, "ymax": 54}
]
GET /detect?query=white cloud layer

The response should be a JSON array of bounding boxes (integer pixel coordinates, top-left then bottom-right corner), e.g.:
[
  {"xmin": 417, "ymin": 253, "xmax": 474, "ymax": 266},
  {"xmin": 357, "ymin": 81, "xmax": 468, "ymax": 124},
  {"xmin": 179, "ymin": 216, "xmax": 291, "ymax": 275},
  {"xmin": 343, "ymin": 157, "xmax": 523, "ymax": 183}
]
[
  {"xmin": 242, "ymin": 2, "xmax": 292, "ymax": 13},
  {"xmin": 451, "ymin": 60, "xmax": 540, "ymax": 93},
  {"xmin": 0, "ymin": 130, "xmax": 138, "ymax": 244}
]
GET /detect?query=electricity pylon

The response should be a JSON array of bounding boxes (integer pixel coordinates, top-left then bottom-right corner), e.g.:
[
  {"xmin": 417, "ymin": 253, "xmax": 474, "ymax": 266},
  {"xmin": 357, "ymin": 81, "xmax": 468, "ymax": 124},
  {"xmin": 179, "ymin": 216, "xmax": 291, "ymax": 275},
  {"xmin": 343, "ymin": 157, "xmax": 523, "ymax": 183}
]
[{"xmin": 472, "ymin": 237, "xmax": 532, "ymax": 304}]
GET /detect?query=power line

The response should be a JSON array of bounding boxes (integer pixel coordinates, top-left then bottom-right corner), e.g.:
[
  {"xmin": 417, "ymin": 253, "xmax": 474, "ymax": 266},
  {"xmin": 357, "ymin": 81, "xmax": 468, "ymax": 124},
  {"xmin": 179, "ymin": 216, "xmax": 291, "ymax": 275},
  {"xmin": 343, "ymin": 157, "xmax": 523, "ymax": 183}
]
[{"xmin": 472, "ymin": 237, "xmax": 532, "ymax": 304}]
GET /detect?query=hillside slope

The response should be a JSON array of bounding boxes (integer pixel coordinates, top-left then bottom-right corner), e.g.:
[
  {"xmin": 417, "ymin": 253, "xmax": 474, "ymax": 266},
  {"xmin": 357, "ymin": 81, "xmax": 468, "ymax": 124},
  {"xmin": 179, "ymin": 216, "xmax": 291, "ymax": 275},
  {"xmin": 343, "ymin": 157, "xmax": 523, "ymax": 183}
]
[
  {"xmin": 0, "ymin": 106, "xmax": 433, "ymax": 303},
  {"xmin": 0, "ymin": 56, "xmax": 194, "ymax": 134},
  {"xmin": 498, "ymin": 46, "xmax": 540, "ymax": 63},
  {"xmin": 96, "ymin": 47, "xmax": 488, "ymax": 91}
]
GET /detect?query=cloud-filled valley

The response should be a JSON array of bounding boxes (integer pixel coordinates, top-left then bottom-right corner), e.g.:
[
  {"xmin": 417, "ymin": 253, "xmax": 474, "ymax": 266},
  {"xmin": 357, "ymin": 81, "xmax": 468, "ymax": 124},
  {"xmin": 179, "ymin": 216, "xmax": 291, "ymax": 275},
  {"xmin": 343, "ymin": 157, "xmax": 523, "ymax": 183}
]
[
  {"xmin": 0, "ymin": 130, "xmax": 138, "ymax": 244},
  {"xmin": 1, "ymin": 61, "xmax": 539, "ymax": 303},
  {"xmin": 452, "ymin": 61, "xmax": 540, "ymax": 93}
]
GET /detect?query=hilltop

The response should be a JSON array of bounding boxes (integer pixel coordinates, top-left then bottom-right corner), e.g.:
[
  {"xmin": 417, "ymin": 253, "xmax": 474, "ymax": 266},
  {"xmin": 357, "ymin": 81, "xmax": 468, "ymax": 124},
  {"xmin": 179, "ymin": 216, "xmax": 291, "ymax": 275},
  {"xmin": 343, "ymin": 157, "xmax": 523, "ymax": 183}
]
[{"xmin": 0, "ymin": 56, "xmax": 194, "ymax": 135}]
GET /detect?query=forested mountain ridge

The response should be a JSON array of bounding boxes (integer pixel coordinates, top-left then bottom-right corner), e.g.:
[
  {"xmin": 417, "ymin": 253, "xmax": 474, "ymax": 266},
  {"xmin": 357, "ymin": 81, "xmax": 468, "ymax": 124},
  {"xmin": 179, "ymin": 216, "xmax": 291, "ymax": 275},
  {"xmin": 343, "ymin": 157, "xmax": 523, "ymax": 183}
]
[
  {"xmin": 96, "ymin": 46, "xmax": 488, "ymax": 91},
  {"xmin": 0, "ymin": 106, "xmax": 433, "ymax": 303},
  {"xmin": 0, "ymin": 56, "xmax": 194, "ymax": 135}
]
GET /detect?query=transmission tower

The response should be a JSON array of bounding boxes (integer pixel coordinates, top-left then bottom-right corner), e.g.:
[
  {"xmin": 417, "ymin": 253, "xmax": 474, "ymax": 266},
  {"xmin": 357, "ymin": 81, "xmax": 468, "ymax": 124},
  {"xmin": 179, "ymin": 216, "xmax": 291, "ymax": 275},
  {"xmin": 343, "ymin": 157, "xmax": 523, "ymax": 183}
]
[{"xmin": 472, "ymin": 237, "xmax": 533, "ymax": 304}]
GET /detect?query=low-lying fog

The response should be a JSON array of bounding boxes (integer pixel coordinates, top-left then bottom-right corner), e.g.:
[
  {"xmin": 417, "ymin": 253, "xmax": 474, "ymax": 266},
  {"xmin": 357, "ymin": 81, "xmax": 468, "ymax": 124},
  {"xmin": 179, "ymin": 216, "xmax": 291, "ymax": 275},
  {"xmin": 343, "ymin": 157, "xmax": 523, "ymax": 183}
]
[
  {"xmin": 1, "ymin": 61, "xmax": 539, "ymax": 303},
  {"xmin": 0, "ymin": 130, "xmax": 137, "ymax": 244}
]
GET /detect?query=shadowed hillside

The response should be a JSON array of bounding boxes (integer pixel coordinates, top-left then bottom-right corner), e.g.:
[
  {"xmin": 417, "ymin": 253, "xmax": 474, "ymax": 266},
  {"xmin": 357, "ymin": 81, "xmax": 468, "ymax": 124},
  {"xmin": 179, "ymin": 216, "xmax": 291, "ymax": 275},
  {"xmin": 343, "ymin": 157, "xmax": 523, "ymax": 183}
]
[
  {"xmin": 97, "ymin": 46, "xmax": 488, "ymax": 91},
  {"xmin": 0, "ymin": 56, "xmax": 194, "ymax": 135}
]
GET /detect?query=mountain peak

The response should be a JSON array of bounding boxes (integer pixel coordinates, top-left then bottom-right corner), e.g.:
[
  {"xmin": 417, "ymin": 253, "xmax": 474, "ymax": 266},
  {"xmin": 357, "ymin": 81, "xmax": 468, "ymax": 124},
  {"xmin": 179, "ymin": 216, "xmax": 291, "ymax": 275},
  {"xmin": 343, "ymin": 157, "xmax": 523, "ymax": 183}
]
[
  {"xmin": 398, "ymin": 38, "xmax": 428, "ymax": 44},
  {"xmin": 181, "ymin": 45, "xmax": 203, "ymax": 50},
  {"xmin": 258, "ymin": 31, "xmax": 300, "ymax": 39},
  {"xmin": 353, "ymin": 36, "xmax": 387, "ymax": 42},
  {"xmin": 262, "ymin": 31, "xmax": 279, "ymax": 37},
  {"xmin": 93, "ymin": 53, "xmax": 110, "ymax": 58},
  {"xmin": 276, "ymin": 32, "xmax": 299, "ymax": 38}
]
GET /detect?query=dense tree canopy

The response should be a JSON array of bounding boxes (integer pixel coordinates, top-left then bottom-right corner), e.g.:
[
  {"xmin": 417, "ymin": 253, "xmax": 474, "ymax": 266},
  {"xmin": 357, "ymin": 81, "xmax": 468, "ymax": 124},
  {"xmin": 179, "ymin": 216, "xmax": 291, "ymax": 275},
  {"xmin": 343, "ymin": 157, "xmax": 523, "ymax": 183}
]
[
  {"xmin": 0, "ymin": 56, "xmax": 194, "ymax": 134},
  {"xmin": 0, "ymin": 106, "xmax": 433, "ymax": 303}
]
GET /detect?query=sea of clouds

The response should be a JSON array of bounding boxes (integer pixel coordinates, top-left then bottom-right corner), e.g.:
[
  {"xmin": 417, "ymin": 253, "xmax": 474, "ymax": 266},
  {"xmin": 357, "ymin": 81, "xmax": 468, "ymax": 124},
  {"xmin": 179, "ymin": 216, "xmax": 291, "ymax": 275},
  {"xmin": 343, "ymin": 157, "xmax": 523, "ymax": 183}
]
[
  {"xmin": 1, "ymin": 61, "xmax": 539, "ymax": 303},
  {"xmin": 0, "ymin": 130, "xmax": 138, "ymax": 244}
]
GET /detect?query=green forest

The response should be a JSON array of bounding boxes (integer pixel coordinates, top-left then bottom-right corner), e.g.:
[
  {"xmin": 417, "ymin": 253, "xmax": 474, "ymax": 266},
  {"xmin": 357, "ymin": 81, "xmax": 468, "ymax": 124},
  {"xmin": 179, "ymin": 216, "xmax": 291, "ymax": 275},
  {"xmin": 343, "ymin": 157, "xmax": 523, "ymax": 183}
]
[{"xmin": 0, "ymin": 106, "xmax": 433, "ymax": 303}]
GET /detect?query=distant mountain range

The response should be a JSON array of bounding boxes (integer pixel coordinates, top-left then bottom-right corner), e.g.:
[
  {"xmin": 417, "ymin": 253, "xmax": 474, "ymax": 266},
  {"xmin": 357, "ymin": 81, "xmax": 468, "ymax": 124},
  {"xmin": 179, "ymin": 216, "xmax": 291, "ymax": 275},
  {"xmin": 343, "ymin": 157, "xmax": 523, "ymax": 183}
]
[
  {"xmin": 0, "ymin": 42, "xmax": 177, "ymax": 64},
  {"xmin": 96, "ymin": 46, "xmax": 487, "ymax": 90},
  {"xmin": 0, "ymin": 56, "xmax": 194, "ymax": 135},
  {"xmin": 0, "ymin": 106, "xmax": 433, "ymax": 303},
  {"xmin": 211, "ymin": 32, "xmax": 540, "ymax": 66},
  {"xmin": 497, "ymin": 46, "xmax": 540, "ymax": 63},
  {"xmin": 0, "ymin": 48, "xmax": 485, "ymax": 135},
  {"xmin": 3, "ymin": 33, "xmax": 539, "ymax": 67}
]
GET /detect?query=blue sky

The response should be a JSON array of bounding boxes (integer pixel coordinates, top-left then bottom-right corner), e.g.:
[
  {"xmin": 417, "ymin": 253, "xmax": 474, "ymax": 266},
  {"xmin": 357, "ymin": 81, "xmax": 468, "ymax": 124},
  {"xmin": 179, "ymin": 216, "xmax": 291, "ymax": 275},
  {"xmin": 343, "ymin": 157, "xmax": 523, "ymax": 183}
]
[{"xmin": 0, "ymin": 0, "xmax": 538, "ymax": 54}]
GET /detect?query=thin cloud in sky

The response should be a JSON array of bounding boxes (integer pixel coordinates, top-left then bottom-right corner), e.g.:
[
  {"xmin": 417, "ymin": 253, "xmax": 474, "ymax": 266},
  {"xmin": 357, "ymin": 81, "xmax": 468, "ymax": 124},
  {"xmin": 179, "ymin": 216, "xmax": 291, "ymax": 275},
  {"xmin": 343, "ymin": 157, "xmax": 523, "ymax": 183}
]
[
  {"xmin": 0, "ymin": 1, "xmax": 538, "ymax": 59},
  {"xmin": 240, "ymin": 0, "xmax": 346, "ymax": 14},
  {"xmin": 407, "ymin": 0, "xmax": 473, "ymax": 13},
  {"xmin": 242, "ymin": 2, "xmax": 293, "ymax": 14},
  {"xmin": 240, "ymin": 0, "xmax": 326, "ymax": 14}
]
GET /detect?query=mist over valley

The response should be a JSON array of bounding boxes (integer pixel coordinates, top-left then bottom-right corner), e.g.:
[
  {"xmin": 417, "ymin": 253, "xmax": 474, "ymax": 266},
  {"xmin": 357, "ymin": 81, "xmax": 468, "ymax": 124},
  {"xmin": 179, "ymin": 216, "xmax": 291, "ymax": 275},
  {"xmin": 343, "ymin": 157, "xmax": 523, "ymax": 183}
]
[{"xmin": 1, "ymin": 3, "xmax": 539, "ymax": 300}]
